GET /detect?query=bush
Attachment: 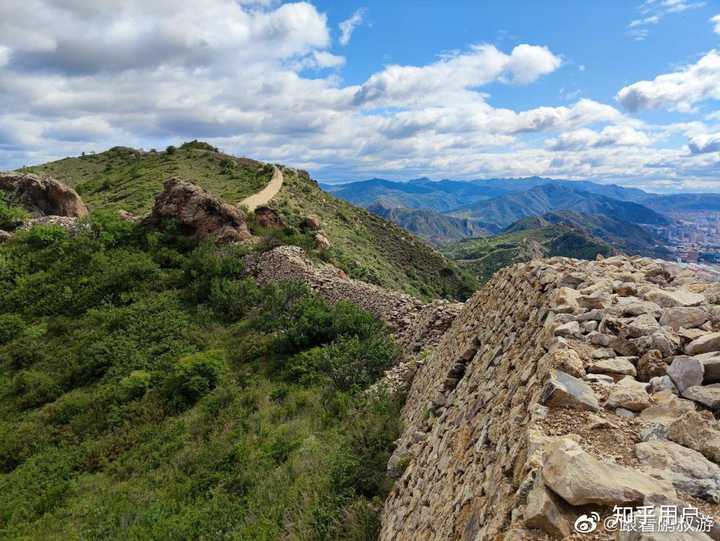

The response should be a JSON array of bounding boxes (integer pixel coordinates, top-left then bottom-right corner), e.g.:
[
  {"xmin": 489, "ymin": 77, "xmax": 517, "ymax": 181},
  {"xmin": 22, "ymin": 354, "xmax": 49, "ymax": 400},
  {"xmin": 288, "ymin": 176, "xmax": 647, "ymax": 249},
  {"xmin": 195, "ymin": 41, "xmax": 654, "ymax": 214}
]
[
  {"xmin": 119, "ymin": 370, "xmax": 152, "ymax": 401},
  {"xmin": 12, "ymin": 370, "xmax": 62, "ymax": 409},
  {"xmin": 165, "ymin": 145, "xmax": 177, "ymax": 154},
  {"xmin": 0, "ymin": 199, "xmax": 29, "ymax": 231},
  {"xmin": 207, "ymin": 277, "xmax": 260, "ymax": 321},
  {"xmin": 320, "ymin": 335, "xmax": 396, "ymax": 393},
  {"xmin": 163, "ymin": 351, "xmax": 225, "ymax": 410},
  {"xmin": 0, "ymin": 314, "xmax": 25, "ymax": 345}
]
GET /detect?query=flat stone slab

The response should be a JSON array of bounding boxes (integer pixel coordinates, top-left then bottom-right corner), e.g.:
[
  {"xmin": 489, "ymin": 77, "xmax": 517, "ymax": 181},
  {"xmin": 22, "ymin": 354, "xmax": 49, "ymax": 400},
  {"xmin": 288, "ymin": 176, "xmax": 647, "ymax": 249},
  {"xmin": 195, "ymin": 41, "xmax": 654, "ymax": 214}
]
[
  {"xmin": 695, "ymin": 352, "xmax": 720, "ymax": 383},
  {"xmin": 686, "ymin": 332, "xmax": 720, "ymax": 355},
  {"xmin": 589, "ymin": 357, "xmax": 637, "ymax": 378},
  {"xmin": 541, "ymin": 369, "xmax": 600, "ymax": 411},
  {"xmin": 682, "ymin": 384, "xmax": 720, "ymax": 411}
]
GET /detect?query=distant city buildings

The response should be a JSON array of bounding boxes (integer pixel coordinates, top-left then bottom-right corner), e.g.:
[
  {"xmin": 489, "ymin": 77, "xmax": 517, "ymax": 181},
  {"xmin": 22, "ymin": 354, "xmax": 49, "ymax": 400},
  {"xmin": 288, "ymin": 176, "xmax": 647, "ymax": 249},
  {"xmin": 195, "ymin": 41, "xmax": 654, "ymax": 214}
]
[{"xmin": 661, "ymin": 212, "xmax": 720, "ymax": 264}]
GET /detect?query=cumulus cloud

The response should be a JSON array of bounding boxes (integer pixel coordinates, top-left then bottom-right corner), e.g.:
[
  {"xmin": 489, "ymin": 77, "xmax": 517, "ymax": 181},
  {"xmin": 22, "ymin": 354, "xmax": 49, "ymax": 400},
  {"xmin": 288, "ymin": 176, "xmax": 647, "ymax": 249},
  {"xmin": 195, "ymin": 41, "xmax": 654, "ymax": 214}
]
[
  {"xmin": 339, "ymin": 8, "xmax": 366, "ymax": 46},
  {"xmin": 547, "ymin": 126, "xmax": 651, "ymax": 151},
  {"xmin": 617, "ymin": 50, "xmax": 720, "ymax": 112},
  {"xmin": 688, "ymin": 132, "xmax": 720, "ymax": 154},
  {"xmin": 712, "ymin": 14, "xmax": 720, "ymax": 34},
  {"xmin": 0, "ymin": 0, "xmax": 715, "ymax": 191},
  {"xmin": 353, "ymin": 44, "xmax": 561, "ymax": 107}
]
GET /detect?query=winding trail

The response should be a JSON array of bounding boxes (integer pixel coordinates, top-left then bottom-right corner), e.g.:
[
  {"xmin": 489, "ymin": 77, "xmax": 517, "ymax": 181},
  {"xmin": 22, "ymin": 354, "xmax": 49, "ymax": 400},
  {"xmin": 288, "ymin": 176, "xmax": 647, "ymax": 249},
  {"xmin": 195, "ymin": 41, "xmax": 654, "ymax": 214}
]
[{"xmin": 239, "ymin": 165, "xmax": 283, "ymax": 211}]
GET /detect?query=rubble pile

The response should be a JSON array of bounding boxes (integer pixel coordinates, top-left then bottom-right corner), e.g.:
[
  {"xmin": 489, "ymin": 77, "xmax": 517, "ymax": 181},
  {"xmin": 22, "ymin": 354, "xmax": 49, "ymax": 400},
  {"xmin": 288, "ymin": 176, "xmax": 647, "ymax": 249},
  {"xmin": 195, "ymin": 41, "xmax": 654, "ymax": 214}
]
[{"xmin": 380, "ymin": 255, "xmax": 720, "ymax": 540}]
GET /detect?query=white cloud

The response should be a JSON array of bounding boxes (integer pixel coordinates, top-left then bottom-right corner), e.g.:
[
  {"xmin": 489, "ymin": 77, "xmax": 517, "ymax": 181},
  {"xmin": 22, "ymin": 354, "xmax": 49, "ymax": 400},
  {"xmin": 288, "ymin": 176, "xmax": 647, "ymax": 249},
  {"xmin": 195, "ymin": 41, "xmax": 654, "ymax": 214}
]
[
  {"xmin": 712, "ymin": 14, "xmax": 720, "ymax": 34},
  {"xmin": 688, "ymin": 132, "xmax": 720, "ymax": 154},
  {"xmin": 0, "ymin": 0, "xmax": 715, "ymax": 191},
  {"xmin": 338, "ymin": 8, "xmax": 366, "ymax": 46},
  {"xmin": 353, "ymin": 44, "xmax": 561, "ymax": 107},
  {"xmin": 627, "ymin": 0, "xmax": 705, "ymax": 40},
  {"xmin": 547, "ymin": 126, "xmax": 651, "ymax": 151},
  {"xmin": 617, "ymin": 50, "xmax": 720, "ymax": 112}
]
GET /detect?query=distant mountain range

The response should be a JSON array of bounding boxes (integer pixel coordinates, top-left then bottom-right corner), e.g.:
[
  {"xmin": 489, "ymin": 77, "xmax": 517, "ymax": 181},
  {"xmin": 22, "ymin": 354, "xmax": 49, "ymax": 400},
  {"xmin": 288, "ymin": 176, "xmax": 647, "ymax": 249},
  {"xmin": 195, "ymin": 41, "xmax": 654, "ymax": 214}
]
[{"xmin": 321, "ymin": 175, "xmax": 712, "ymax": 278}]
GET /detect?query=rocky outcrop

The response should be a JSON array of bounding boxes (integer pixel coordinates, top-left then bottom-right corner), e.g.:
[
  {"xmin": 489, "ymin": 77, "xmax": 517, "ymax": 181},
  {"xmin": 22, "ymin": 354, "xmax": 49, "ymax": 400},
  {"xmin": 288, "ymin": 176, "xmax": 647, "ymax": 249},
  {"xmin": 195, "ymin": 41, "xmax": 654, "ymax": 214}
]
[
  {"xmin": 380, "ymin": 255, "xmax": 720, "ymax": 541},
  {"xmin": 0, "ymin": 172, "xmax": 88, "ymax": 218},
  {"xmin": 143, "ymin": 178, "xmax": 251, "ymax": 243},
  {"xmin": 244, "ymin": 245, "xmax": 462, "ymax": 360}
]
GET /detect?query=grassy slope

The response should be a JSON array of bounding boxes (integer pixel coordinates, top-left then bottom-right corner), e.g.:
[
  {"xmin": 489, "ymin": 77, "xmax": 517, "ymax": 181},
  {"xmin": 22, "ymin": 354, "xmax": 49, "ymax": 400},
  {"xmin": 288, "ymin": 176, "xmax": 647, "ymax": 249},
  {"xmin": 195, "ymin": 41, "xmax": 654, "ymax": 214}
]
[
  {"xmin": 0, "ymin": 217, "xmax": 401, "ymax": 540},
  {"xmin": 442, "ymin": 225, "xmax": 613, "ymax": 283},
  {"xmin": 263, "ymin": 168, "xmax": 478, "ymax": 300},
  {"xmin": 22, "ymin": 142, "xmax": 273, "ymax": 215},
  {"xmin": 19, "ymin": 143, "xmax": 477, "ymax": 301}
]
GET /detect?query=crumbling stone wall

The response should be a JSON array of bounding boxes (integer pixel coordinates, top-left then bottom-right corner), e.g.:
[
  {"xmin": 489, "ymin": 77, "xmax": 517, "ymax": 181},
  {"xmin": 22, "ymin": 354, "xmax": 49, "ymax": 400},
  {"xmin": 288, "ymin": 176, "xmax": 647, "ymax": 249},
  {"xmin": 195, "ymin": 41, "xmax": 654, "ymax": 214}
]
[
  {"xmin": 381, "ymin": 255, "xmax": 720, "ymax": 540},
  {"xmin": 245, "ymin": 246, "xmax": 462, "ymax": 353}
]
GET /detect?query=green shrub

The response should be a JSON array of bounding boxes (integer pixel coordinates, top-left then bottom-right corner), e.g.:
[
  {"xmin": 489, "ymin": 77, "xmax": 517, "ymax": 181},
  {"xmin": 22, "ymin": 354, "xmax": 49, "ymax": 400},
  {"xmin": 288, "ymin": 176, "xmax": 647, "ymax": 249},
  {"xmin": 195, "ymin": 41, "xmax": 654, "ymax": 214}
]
[
  {"xmin": 12, "ymin": 370, "xmax": 62, "ymax": 409},
  {"xmin": 0, "ymin": 199, "xmax": 29, "ymax": 231},
  {"xmin": 320, "ymin": 335, "xmax": 396, "ymax": 393},
  {"xmin": 119, "ymin": 370, "xmax": 152, "ymax": 401},
  {"xmin": 163, "ymin": 351, "xmax": 225, "ymax": 410},
  {"xmin": 0, "ymin": 314, "xmax": 25, "ymax": 344}
]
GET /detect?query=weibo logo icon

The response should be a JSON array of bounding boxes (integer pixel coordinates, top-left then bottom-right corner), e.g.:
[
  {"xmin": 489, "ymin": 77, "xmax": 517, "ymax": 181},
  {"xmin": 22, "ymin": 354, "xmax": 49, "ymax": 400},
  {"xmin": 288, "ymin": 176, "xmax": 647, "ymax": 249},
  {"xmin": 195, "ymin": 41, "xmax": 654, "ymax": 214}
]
[{"xmin": 574, "ymin": 512, "xmax": 600, "ymax": 533}]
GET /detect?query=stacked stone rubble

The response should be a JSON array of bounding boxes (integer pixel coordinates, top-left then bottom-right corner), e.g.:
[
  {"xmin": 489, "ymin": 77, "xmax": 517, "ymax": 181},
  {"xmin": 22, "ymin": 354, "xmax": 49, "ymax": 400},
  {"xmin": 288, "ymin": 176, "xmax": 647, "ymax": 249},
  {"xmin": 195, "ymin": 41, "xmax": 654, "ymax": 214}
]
[
  {"xmin": 245, "ymin": 245, "xmax": 462, "ymax": 356},
  {"xmin": 380, "ymin": 255, "xmax": 720, "ymax": 541}
]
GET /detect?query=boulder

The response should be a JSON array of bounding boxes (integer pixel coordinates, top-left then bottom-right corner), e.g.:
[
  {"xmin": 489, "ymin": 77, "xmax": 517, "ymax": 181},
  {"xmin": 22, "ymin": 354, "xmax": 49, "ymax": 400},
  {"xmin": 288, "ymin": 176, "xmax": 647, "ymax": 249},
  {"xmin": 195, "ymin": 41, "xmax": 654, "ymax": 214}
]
[
  {"xmin": 523, "ymin": 476, "xmax": 574, "ymax": 538},
  {"xmin": 648, "ymin": 375, "xmax": 678, "ymax": 395},
  {"xmin": 0, "ymin": 230, "xmax": 11, "ymax": 243},
  {"xmin": 667, "ymin": 411, "xmax": 720, "ymax": 464},
  {"xmin": 645, "ymin": 288, "xmax": 705, "ymax": 308},
  {"xmin": 640, "ymin": 391, "xmax": 696, "ymax": 426},
  {"xmin": 625, "ymin": 313, "xmax": 660, "ymax": 339},
  {"xmin": 606, "ymin": 377, "xmax": 651, "ymax": 412},
  {"xmin": 313, "ymin": 232, "xmax": 331, "ymax": 250},
  {"xmin": 542, "ymin": 437, "xmax": 676, "ymax": 506},
  {"xmin": 588, "ymin": 357, "xmax": 637, "ymax": 378},
  {"xmin": 253, "ymin": 206, "xmax": 285, "ymax": 229},
  {"xmin": 300, "ymin": 214, "xmax": 322, "ymax": 231},
  {"xmin": 660, "ymin": 307, "xmax": 709, "ymax": 330},
  {"xmin": 143, "ymin": 178, "xmax": 251, "ymax": 244},
  {"xmin": 686, "ymin": 332, "xmax": 720, "ymax": 355},
  {"xmin": 667, "ymin": 356, "xmax": 704, "ymax": 393},
  {"xmin": 549, "ymin": 349, "xmax": 585, "ymax": 378},
  {"xmin": 695, "ymin": 352, "xmax": 720, "ymax": 383},
  {"xmin": 637, "ymin": 350, "xmax": 667, "ymax": 382},
  {"xmin": 0, "ymin": 172, "xmax": 88, "ymax": 218},
  {"xmin": 683, "ymin": 385, "xmax": 720, "ymax": 411},
  {"xmin": 553, "ymin": 320, "xmax": 580, "ymax": 338},
  {"xmin": 540, "ymin": 370, "xmax": 600, "ymax": 411},
  {"xmin": 636, "ymin": 440, "xmax": 720, "ymax": 503}
]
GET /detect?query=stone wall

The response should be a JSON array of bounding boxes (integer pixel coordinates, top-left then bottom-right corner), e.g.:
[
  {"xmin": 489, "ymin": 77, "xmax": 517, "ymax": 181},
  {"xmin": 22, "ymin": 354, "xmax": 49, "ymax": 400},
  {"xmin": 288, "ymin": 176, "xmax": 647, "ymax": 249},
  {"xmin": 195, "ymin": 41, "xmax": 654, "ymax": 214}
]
[
  {"xmin": 380, "ymin": 255, "xmax": 720, "ymax": 540},
  {"xmin": 245, "ymin": 246, "xmax": 462, "ymax": 354}
]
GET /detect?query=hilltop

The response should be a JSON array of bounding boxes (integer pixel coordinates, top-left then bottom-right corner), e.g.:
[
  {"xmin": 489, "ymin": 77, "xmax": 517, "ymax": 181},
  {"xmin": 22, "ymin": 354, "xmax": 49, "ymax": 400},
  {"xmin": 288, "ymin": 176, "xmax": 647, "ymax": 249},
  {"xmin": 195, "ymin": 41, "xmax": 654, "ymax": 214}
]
[{"xmin": 17, "ymin": 142, "xmax": 476, "ymax": 301}]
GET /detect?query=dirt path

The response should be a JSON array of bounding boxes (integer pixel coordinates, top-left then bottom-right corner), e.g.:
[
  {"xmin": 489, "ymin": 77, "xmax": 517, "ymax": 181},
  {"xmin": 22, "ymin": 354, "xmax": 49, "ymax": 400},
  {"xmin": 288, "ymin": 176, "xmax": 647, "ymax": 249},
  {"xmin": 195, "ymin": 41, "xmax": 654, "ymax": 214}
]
[{"xmin": 239, "ymin": 166, "xmax": 283, "ymax": 211}]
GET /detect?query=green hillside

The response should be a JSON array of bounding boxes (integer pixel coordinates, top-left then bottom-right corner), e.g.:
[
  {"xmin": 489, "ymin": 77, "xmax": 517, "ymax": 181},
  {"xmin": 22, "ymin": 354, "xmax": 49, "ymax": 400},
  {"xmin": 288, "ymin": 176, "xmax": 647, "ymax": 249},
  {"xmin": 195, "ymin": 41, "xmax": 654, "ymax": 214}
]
[
  {"xmin": 19, "ymin": 143, "xmax": 477, "ymax": 301},
  {"xmin": 0, "ymin": 215, "xmax": 401, "ymax": 540},
  {"xmin": 22, "ymin": 141, "xmax": 273, "ymax": 215},
  {"xmin": 367, "ymin": 204, "xmax": 496, "ymax": 245},
  {"xmin": 442, "ymin": 219, "xmax": 614, "ymax": 283}
]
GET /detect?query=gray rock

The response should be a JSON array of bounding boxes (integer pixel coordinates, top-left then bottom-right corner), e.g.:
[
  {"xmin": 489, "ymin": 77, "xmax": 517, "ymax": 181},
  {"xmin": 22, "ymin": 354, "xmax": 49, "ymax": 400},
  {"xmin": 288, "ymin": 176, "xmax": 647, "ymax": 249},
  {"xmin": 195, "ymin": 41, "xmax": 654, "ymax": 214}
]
[
  {"xmin": 542, "ymin": 438, "xmax": 676, "ymax": 506},
  {"xmin": 636, "ymin": 440, "xmax": 720, "ymax": 503},
  {"xmin": 616, "ymin": 408, "xmax": 636, "ymax": 418},
  {"xmin": 591, "ymin": 348, "xmax": 616, "ymax": 360},
  {"xmin": 649, "ymin": 375, "xmax": 678, "ymax": 395},
  {"xmin": 695, "ymin": 352, "xmax": 720, "ymax": 383},
  {"xmin": 683, "ymin": 384, "xmax": 720, "ymax": 411},
  {"xmin": 584, "ymin": 373, "xmax": 615, "ymax": 385},
  {"xmin": 686, "ymin": 332, "xmax": 720, "ymax": 355},
  {"xmin": 554, "ymin": 320, "xmax": 580, "ymax": 338},
  {"xmin": 667, "ymin": 411, "xmax": 720, "ymax": 464},
  {"xmin": 646, "ymin": 288, "xmax": 705, "ymax": 308},
  {"xmin": 589, "ymin": 357, "xmax": 638, "ymax": 378},
  {"xmin": 660, "ymin": 306, "xmax": 709, "ymax": 330},
  {"xmin": 625, "ymin": 313, "xmax": 660, "ymax": 339},
  {"xmin": 667, "ymin": 356, "xmax": 705, "ymax": 393},
  {"xmin": 541, "ymin": 370, "xmax": 600, "ymax": 411},
  {"xmin": 606, "ymin": 379, "xmax": 652, "ymax": 412}
]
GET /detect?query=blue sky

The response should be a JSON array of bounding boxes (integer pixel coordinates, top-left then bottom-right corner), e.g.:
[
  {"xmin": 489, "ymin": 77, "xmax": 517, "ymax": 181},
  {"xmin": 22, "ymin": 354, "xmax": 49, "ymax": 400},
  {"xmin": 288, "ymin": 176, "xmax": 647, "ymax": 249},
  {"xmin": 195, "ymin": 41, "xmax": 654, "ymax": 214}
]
[{"xmin": 0, "ymin": 0, "xmax": 719, "ymax": 191}]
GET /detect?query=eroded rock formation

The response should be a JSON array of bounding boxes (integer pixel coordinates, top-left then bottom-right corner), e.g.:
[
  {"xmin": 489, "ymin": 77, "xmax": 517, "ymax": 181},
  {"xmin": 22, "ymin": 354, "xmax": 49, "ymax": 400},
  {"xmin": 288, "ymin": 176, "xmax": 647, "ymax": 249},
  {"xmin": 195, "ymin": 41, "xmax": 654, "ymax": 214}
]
[
  {"xmin": 380, "ymin": 255, "xmax": 720, "ymax": 540},
  {"xmin": 0, "ymin": 172, "xmax": 88, "ymax": 218},
  {"xmin": 144, "ymin": 178, "xmax": 251, "ymax": 243}
]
